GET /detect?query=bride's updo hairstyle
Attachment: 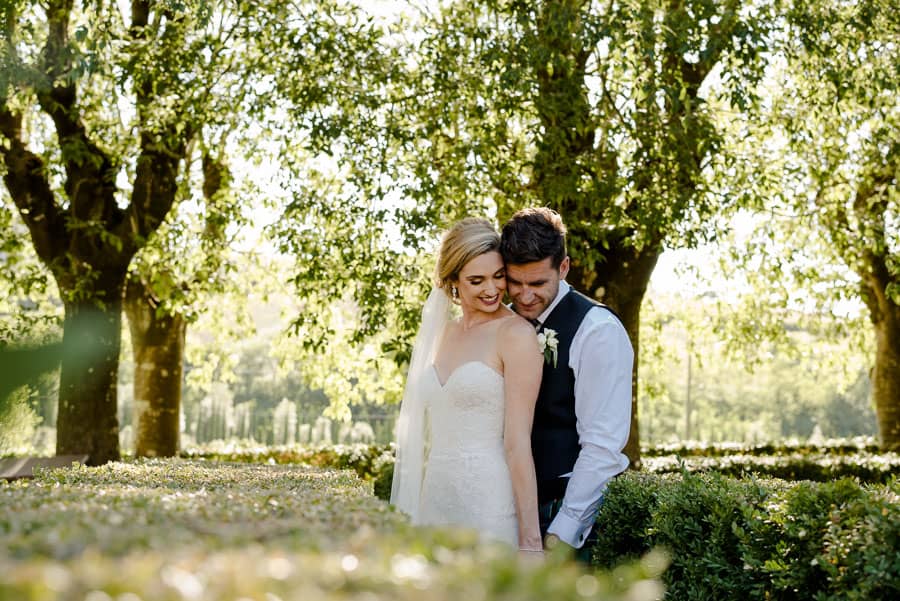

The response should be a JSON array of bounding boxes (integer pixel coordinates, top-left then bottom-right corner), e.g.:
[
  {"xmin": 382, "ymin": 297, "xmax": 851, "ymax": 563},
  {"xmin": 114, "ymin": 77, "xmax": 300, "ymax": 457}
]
[{"xmin": 435, "ymin": 218, "xmax": 501, "ymax": 299}]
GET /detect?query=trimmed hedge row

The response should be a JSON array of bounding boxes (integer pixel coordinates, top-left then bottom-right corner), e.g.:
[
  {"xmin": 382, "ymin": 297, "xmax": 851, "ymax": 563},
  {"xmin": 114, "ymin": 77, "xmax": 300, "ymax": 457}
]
[
  {"xmin": 181, "ymin": 442, "xmax": 398, "ymax": 499},
  {"xmin": 2, "ymin": 458, "xmax": 400, "ymax": 559},
  {"xmin": 181, "ymin": 441, "xmax": 900, "ymax": 489},
  {"xmin": 641, "ymin": 438, "xmax": 882, "ymax": 458},
  {"xmin": 0, "ymin": 459, "xmax": 664, "ymax": 601},
  {"xmin": 644, "ymin": 451, "xmax": 900, "ymax": 483},
  {"xmin": 177, "ymin": 442, "xmax": 900, "ymax": 599},
  {"xmin": 181, "ymin": 441, "xmax": 395, "ymax": 479},
  {"xmin": 592, "ymin": 472, "xmax": 900, "ymax": 600}
]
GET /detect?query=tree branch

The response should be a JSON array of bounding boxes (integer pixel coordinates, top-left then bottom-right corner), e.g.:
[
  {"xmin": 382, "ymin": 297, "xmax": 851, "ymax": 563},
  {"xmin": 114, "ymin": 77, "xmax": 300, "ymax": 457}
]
[
  {"xmin": 120, "ymin": 0, "xmax": 190, "ymax": 245},
  {"xmin": 854, "ymin": 156, "xmax": 897, "ymax": 322},
  {"xmin": 37, "ymin": 0, "xmax": 119, "ymax": 226},
  {"xmin": 1, "ymin": 3, "xmax": 64, "ymax": 265},
  {"xmin": 0, "ymin": 104, "xmax": 67, "ymax": 268}
]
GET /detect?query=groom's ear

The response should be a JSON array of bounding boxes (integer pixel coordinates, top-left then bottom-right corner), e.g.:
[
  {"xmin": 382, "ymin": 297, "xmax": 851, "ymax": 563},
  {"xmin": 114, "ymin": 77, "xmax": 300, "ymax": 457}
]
[{"xmin": 558, "ymin": 256, "xmax": 570, "ymax": 280}]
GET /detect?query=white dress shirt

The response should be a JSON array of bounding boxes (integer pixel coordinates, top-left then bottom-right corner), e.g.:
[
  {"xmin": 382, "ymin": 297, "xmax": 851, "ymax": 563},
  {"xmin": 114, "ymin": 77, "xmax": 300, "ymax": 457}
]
[{"xmin": 538, "ymin": 281, "xmax": 633, "ymax": 548}]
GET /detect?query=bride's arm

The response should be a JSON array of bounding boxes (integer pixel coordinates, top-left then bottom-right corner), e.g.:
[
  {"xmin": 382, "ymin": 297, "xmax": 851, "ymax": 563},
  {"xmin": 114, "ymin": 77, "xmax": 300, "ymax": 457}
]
[{"xmin": 499, "ymin": 317, "xmax": 543, "ymax": 552}]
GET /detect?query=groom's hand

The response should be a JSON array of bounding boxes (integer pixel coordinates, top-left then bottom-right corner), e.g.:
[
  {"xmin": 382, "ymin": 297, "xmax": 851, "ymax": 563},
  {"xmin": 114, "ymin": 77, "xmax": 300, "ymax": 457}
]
[{"xmin": 543, "ymin": 533, "xmax": 561, "ymax": 550}]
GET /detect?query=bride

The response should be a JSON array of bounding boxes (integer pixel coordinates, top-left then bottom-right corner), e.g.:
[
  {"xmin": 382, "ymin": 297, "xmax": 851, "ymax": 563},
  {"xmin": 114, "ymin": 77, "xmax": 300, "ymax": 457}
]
[{"xmin": 391, "ymin": 218, "xmax": 544, "ymax": 554}]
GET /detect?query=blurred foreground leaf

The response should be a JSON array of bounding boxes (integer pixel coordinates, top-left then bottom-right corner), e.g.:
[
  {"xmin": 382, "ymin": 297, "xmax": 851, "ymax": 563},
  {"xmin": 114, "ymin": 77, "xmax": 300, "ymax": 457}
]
[{"xmin": 1, "ymin": 311, "xmax": 108, "ymax": 405}]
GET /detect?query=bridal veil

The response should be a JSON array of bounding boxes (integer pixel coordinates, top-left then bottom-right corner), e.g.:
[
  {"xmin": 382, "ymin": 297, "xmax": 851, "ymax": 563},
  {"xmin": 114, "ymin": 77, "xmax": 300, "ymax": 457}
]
[{"xmin": 390, "ymin": 286, "xmax": 450, "ymax": 521}]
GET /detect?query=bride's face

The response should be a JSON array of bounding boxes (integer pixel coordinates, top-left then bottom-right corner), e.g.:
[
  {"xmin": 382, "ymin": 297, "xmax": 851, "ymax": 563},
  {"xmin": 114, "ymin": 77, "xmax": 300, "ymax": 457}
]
[{"xmin": 455, "ymin": 251, "xmax": 506, "ymax": 314}]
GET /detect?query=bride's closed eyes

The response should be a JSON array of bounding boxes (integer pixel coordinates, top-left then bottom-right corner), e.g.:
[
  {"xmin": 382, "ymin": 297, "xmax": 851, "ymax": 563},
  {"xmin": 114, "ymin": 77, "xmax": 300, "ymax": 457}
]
[{"xmin": 466, "ymin": 269, "xmax": 506, "ymax": 286}]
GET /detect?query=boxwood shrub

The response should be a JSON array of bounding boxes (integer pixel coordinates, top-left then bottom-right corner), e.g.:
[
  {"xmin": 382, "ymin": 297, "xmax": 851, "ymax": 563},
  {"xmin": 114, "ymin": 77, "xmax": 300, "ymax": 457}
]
[
  {"xmin": 592, "ymin": 472, "xmax": 900, "ymax": 600},
  {"xmin": 181, "ymin": 441, "xmax": 396, "ymax": 482},
  {"xmin": 182, "ymin": 441, "xmax": 900, "ymax": 487},
  {"xmin": 643, "ymin": 452, "xmax": 900, "ymax": 484},
  {"xmin": 641, "ymin": 438, "xmax": 882, "ymax": 458},
  {"xmin": 0, "ymin": 459, "xmax": 664, "ymax": 601}
]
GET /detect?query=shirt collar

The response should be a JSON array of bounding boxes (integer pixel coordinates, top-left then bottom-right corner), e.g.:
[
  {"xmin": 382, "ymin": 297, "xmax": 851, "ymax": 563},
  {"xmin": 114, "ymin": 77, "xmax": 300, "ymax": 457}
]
[{"xmin": 536, "ymin": 280, "xmax": 570, "ymax": 325}]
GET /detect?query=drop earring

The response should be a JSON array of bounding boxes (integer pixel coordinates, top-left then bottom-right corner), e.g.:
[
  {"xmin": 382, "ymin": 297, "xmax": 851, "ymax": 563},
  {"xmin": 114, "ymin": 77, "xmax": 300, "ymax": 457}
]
[{"xmin": 451, "ymin": 286, "xmax": 459, "ymax": 300}]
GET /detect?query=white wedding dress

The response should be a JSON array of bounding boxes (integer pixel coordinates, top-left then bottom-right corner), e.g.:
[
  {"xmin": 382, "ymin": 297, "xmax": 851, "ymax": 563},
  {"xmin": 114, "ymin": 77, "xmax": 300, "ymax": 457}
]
[{"xmin": 416, "ymin": 361, "xmax": 518, "ymax": 546}]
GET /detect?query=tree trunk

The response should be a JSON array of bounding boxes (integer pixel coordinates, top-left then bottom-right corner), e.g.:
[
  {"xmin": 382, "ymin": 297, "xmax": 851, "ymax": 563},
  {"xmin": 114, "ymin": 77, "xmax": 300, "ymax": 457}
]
[
  {"xmin": 1, "ymin": 1, "xmax": 190, "ymax": 465},
  {"xmin": 526, "ymin": 0, "xmax": 655, "ymax": 469},
  {"xmin": 56, "ymin": 277, "xmax": 126, "ymax": 465},
  {"xmin": 862, "ymin": 268, "xmax": 900, "ymax": 450},
  {"xmin": 125, "ymin": 274, "xmax": 186, "ymax": 457},
  {"xmin": 568, "ymin": 244, "xmax": 660, "ymax": 468},
  {"xmin": 849, "ymin": 165, "xmax": 900, "ymax": 450},
  {"xmin": 872, "ymin": 316, "xmax": 900, "ymax": 449},
  {"xmin": 121, "ymin": 151, "xmax": 229, "ymax": 457}
]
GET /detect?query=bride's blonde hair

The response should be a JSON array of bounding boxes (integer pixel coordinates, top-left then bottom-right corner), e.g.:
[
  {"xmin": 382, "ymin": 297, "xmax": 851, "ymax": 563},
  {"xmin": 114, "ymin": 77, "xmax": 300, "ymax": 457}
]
[{"xmin": 435, "ymin": 218, "xmax": 500, "ymax": 299}]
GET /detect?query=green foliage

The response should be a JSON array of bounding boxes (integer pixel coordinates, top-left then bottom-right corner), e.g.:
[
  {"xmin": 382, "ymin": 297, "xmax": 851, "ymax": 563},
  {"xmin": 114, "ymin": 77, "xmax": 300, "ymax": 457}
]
[
  {"xmin": 373, "ymin": 458, "xmax": 394, "ymax": 502},
  {"xmin": 639, "ymin": 293, "xmax": 876, "ymax": 445},
  {"xmin": 643, "ymin": 438, "xmax": 884, "ymax": 457},
  {"xmin": 593, "ymin": 471, "xmax": 900, "ymax": 600},
  {"xmin": 270, "ymin": 300, "xmax": 408, "ymax": 420},
  {"xmin": 713, "ymin": 0, "xmax": 900, "ymax": 447},
  {"xmin": 817, "ymin": 483, "xmax": 900, "ymax": 600},
  {"xmin": 740, "ymin": 479, "xmax": 866, "ymax": 598},
  {"xmin": 591, "ymin": 472, "xmax": 666, "ymax": 567},
  {"xmin": 0, "ymin": 344, "xmax": 62, "ymax": 407},
  {"xmin": 0, "ymin": 204, "xmax": 62, "ymax": 426},
  {"xmin": 0, "ymin": 385, "xmax": 40, "ymax": 455},
  {"xmin": 0, "ymin": 460, "xmax": 664, "ymax": 600},
  {"xmin": 1, "ymin": 459, "xmax": 391, "ymax": 559},
  {"xmin": 271, "ymin": 0, "xmax": 777, "ymax": 429},
  {"xmin": 126, "ymin": 150, "xmax": 247, "ymax": 326},
  {"xmin": 268, "ymin": 1, "xmax": 435, "ymax": 362},
  {"xmin": 0, "ymin": 202, "xmax": 61, "ymax": 343},
  {"xmin": 0, "ymin": 309, "xmax": 107, "ymax": 434},
  {"xmin": 649, "ymin": 473, "xmax": 768, "ymax": 599},
  {"xmin": 645, "ymin": 450, "xmax": 900, "ymax": 483},
  {"xmin": 194, "ymin": 436, "xmax": 892, "ymax": 499},
  {"xmin": 181, "ymin": 441, "xmax": 396, "ymax": 484},
  {"xmin": 181, "ymin": 439, "xmax": 900, "ymax": 496},
  {"xmin": 2, "ymin": 0, "xmax": 401, "ymax": 459}
]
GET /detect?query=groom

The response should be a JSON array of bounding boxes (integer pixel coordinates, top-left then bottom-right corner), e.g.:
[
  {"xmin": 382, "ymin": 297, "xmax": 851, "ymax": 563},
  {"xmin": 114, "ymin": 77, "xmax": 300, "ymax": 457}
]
[{"xmin": 500, "ymin": 207, "xmax": 633, "ymax": 560}]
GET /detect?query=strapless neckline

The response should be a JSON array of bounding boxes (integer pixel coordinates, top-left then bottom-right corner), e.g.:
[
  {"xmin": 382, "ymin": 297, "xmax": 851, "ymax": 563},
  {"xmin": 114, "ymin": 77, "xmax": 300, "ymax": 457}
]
[{"xmin": 431, "ymin": 361, "xmax": 503, "ymax": 388}]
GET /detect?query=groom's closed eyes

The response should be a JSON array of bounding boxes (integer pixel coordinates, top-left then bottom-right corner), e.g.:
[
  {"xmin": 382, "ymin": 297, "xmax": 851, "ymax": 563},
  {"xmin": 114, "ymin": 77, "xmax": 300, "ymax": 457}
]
[{"xmin": 506, "ymin": 275, "xmax": 548, "ymax": 288}]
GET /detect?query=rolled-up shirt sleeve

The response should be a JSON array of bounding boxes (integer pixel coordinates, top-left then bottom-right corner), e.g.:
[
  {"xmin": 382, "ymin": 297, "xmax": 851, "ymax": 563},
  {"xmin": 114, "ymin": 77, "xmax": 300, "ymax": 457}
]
[{"xmin": 546, "ymin": 306, "xmax": 633, "ymax": 548}]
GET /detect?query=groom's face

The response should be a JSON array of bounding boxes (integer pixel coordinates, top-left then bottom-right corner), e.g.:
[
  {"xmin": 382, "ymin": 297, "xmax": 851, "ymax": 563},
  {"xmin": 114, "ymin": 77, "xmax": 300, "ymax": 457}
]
[{"xmin": 505, "ymin": 256, "xmax": 570, "ymax": 321}]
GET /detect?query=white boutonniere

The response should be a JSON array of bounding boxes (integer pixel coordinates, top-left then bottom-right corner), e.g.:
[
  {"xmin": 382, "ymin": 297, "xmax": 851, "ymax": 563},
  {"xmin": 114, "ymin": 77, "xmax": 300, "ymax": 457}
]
[{"xmin": 537, "ymin": 328, "xmax": 559, "ymax": 368}]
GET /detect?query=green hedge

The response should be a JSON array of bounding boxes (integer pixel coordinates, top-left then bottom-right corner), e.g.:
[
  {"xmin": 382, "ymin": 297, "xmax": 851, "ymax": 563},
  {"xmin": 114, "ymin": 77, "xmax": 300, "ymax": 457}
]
[
  {"xmin": 176, "ymin": 442, "xmax": 900, "ymax": 599},
  {"xmin": 592, "ymin": 472, "xmax": 900, "ymax": 600},
  {"xmin": 641, "ymin": 438, "xmax": 882, "ymax": 458},
  {"xmin": 643, "ymin": 451, "xmax": 900, "ymax": 483},
  {"xmin": 0, "ymin": 459, "xmax": 664, "ymax": 600},
  {"xmin": 182, "ymin": 441, "xmax": 900, "ymax": 493},
  {"xmin": 182, "ymin": 442, "xmax": 402, "ymax": 501},
  {"xmin": 181, "ymin": 441, "xmax": 395, "ymax": 481}
]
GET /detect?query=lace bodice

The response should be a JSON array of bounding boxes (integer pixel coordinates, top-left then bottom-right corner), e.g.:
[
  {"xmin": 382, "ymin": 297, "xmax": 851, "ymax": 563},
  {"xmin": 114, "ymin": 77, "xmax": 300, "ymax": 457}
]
[
  {"xmin": 427, "ymin": 361, "xmax": 505, "ymax": 452},
  {"xmin": 417, "ymin": 361, "xmax": 517, "ymax": 546}
]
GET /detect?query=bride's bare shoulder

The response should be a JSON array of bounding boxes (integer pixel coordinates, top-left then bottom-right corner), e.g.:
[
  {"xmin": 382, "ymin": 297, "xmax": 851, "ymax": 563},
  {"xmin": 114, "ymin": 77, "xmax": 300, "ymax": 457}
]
[
  {"xmin": 496, "ymin": 313, "xmax": 540, "ymax": 368},
  {"xmin": 496, "ymin": 310, "xmax": 536, "ymax": 338}
]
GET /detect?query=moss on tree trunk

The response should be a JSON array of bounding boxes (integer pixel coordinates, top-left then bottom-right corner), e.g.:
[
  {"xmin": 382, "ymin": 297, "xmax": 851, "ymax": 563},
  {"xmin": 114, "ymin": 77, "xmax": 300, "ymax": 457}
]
[{"xmin": 125, "ymin": 275, "xmax": 186, "ymax": 457}]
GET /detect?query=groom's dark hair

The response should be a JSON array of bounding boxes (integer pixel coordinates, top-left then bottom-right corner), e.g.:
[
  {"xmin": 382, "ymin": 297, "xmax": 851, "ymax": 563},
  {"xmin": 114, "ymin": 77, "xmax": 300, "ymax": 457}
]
[{"xmin": 500, "ymin": 207, "xmax": 567, "ymax": 269}]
